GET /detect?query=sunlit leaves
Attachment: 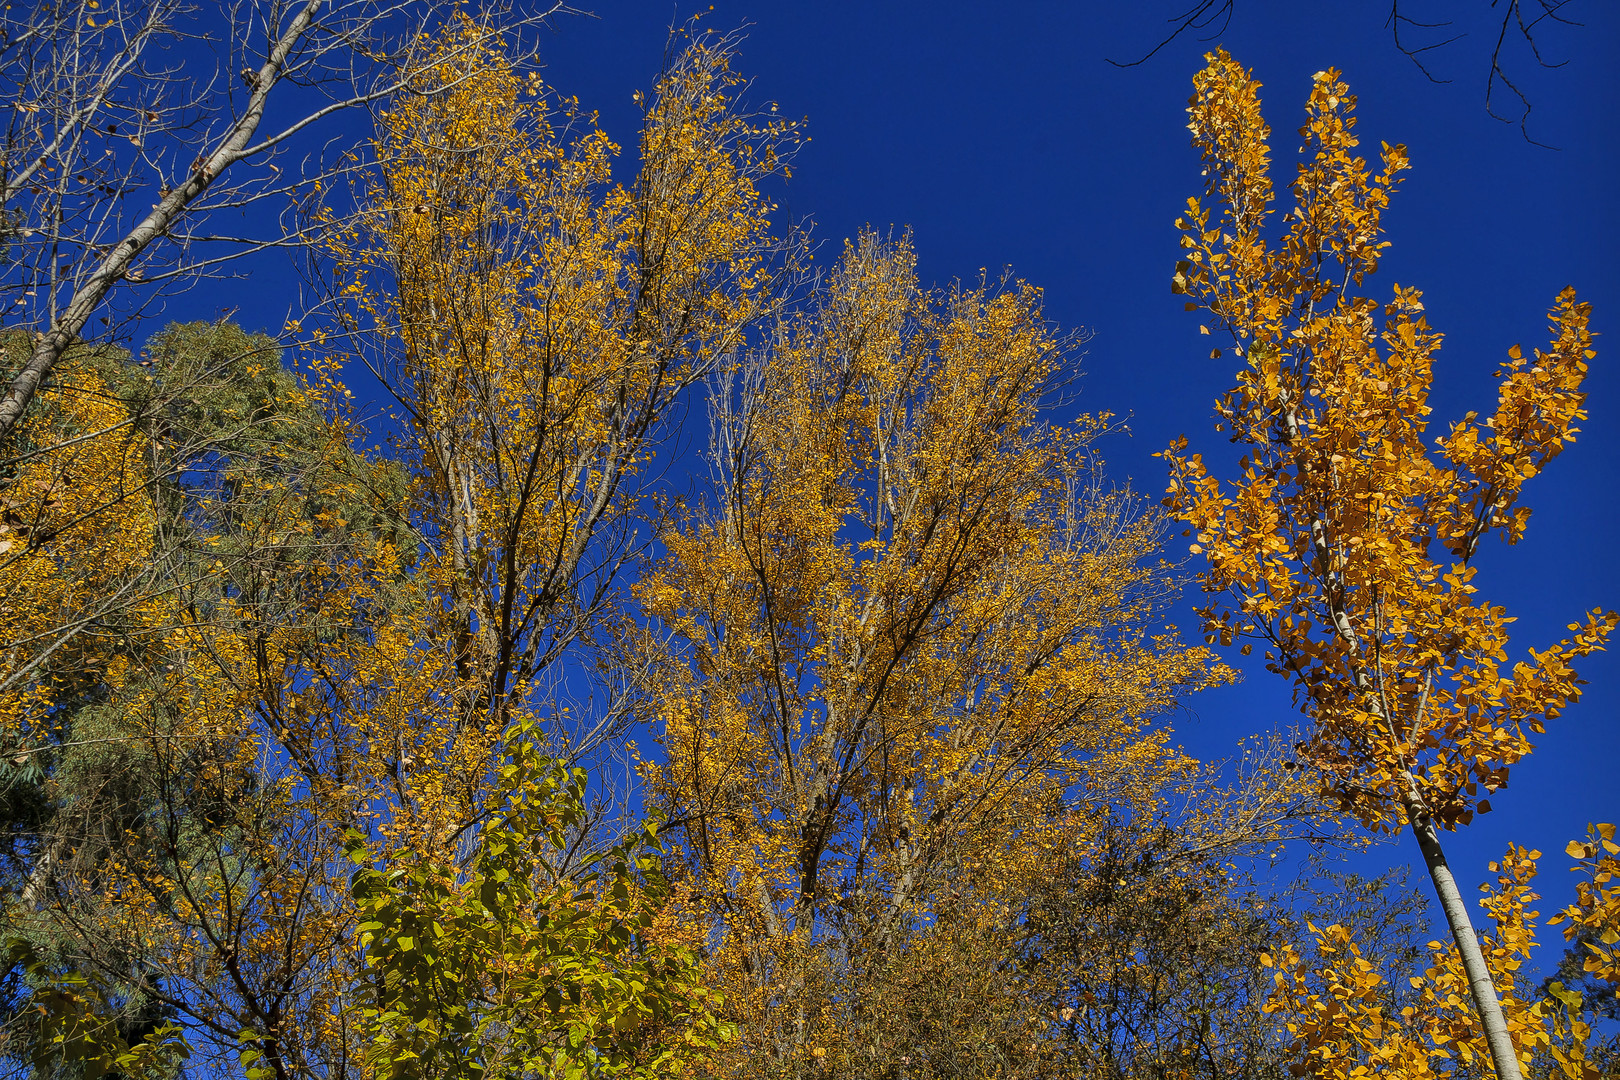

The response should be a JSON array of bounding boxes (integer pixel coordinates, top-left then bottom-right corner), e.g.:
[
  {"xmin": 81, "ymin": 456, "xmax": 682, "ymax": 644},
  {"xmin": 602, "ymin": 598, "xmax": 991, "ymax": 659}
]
[
  {"xmin": 640, "ymin": 229, "xmax": 1228, "ymax": 1073},
  {"xmin": 0, "ymin": 344, "xmax": 156, "ymax": 739},
  {"xmin": 350, "ymin": 725, "xmax": 721, "ymax": 1080},
  {"xmin": 1162, "ymin": 50, "xmax": 1615, "ymax": 835},
  {"xmin": 1549, "ymin": 823, "xmax": 1620, "ymax": 989}
]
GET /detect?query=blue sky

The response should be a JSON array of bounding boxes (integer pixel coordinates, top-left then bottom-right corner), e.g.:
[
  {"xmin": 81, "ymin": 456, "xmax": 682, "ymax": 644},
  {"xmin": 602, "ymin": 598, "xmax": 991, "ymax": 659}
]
[{"xmin": 192, "ymin": 2, "xmax": 1616, "ymax": 936}]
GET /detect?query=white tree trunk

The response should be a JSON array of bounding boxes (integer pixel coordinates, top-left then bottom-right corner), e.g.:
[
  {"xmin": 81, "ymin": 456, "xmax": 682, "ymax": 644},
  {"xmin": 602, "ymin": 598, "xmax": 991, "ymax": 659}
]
[{"xmin": 1407, "ymin": 810, "xmax": 1523, "ymax": 1080}]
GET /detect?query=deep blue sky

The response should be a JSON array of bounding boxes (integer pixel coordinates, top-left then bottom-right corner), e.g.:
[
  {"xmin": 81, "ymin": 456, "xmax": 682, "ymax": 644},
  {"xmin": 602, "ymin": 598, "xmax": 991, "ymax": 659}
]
[
  {"xmin": 524, "ymin": 2, "xmax": 1619, "ymax": 922},
  {"xmin": 196, "ymin": 2, "xmax": 1615, "ymax": 932}
]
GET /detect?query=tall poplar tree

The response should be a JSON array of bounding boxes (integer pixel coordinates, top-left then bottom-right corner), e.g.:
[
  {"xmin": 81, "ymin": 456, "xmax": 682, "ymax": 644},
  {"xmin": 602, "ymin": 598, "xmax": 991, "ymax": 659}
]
[
  {"xmin": 1162, "ymin": 50, "xmax": 1614, "ymax": 1080},
  {"xmin": 638, "ymin": 229, "xmax": 1230, "ymax": 1075}
]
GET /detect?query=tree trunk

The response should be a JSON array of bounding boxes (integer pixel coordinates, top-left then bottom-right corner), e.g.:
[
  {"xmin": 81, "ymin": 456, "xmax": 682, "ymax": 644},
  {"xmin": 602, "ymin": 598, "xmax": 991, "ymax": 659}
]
[
  {"xmin": 0, "ymin": 1, "xmax": 323, "ymax": 439},
  {"xmin": 1407, "ymin": 809, "xmax": 1522, "ymax": 1080}
]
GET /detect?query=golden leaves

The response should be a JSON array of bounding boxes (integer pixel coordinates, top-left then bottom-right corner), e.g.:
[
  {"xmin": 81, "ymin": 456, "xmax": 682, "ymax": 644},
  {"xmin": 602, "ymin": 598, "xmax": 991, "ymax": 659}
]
[
  {"xmin": 1163, "ymin": 51, "xmax": 1614, "ymax": 833},
  {"xmin": 1549, "ymin": 823, "xmax": 1620, "ymax": 988},
  {"xmin": 0, "ymin": 356, "xmax": 156, "ymax": 735},
  {"xmin": 1266, "ymin": 838, "xmax": 1616, "ymax": 1079},
  {"xmin": 639, "ymin": 228, "xmax": 1226, "ymax": 1072}
]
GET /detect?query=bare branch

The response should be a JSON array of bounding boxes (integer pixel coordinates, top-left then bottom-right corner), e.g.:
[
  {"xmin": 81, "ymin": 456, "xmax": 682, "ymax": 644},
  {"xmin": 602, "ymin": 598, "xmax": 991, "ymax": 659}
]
[{"xmin": 0, "ymin": 0, "xmax": 569, "ymax": 440}]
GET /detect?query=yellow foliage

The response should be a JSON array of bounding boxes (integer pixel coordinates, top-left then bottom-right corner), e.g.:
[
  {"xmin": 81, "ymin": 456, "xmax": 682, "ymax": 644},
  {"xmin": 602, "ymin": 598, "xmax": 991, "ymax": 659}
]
[
  {"xmin": 0, "ymin": 353, "xmax": 155, "ymax": 739},
  {"xmin": 1164, "ymin": 50, "xmax": 1613, "ymax": 1080},
  {"xmin": 638, "ymin": 229, "xmax": 1230, "ymax": 1073},
  {"xmin": 1163, "ymin": 50, "xmax": 1614, "ymax": 835},
  {"xmin": 1550, "ymin": 823, "xmax": 1620, "ymax": 987},
  {"xmin": 1263, "ymin": 834, "xmax": 1616, "ymax": 1079},
  {"xmin": 319, "ymin": 18, "xmax": 796, "ymax": 774}
]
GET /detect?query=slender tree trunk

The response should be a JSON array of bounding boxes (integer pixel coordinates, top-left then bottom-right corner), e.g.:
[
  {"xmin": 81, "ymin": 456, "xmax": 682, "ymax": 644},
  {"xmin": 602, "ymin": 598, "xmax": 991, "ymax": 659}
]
[
  {"xmin": 1406, "ymin": 807, "xmax": 1522, "ymax": 1080},
  {"xmin": 0, "ymin": 0, "xmax": 323, "ymax": 439}
]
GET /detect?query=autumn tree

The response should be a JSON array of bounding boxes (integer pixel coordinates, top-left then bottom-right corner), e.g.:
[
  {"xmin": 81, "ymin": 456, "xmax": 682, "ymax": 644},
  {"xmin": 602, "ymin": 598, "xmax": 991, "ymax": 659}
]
[
  {"xmin": 0, "ymin": 316, "xmax": 413, "ymax": 1079},
  {"xmin": 318, "ymin": 18, "xmax": 798, "ymax": 793},
  {"xmin": 1162, "ymin": 49, "xmax": 1615, "ymax": 1080},
  {"xmin": 0, "ymin": 331, "xmax": 171, "ymax": 1071},
  {"xmin": 636, "ymin": 228, "xmax": 1229, "ymax": 1076}
]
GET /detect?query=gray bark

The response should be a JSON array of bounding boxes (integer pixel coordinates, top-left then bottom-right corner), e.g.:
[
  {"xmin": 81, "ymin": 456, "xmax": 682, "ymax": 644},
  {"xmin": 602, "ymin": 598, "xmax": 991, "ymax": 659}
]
[
  {"xmin": 0, "ymin": 1, "xmax": 324, "ymax": 440},
  {"xmin": 1407, "ymin": 801, "xmax": 1523, "ymax": 1080}
]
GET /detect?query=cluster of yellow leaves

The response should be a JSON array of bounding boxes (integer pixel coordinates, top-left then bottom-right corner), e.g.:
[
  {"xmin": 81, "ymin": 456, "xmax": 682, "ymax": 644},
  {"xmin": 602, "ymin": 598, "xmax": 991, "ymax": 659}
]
[
  {"xmin": 1549, "ymin": 824, "xmax": 1620, "ymax": 986},
  {"xmin": 0, "ymin": 354, "xmax": 155, "ymax": 740},
  {"xmin": 1161, "ymin": 49, "xmax": 1615, "ymax": 833},
  {"xmin": 1263, "ymin": 830, "xmax": 1619, "ymax": 1079}
]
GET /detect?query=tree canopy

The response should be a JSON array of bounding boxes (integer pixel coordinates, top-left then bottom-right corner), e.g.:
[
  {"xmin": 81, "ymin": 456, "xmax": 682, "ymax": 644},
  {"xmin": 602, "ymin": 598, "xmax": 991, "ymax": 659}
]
[{"xmin": 0, "ymin": 5, "xmax": 1613, "ymax": 1079}]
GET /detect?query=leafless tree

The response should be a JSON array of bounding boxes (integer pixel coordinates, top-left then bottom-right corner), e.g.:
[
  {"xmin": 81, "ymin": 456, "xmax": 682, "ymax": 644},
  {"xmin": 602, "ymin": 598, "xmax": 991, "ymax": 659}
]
[{"xmin": 0, "ymin": 0, "xmax": 570, "ymax": 442}]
